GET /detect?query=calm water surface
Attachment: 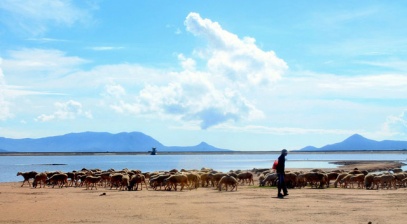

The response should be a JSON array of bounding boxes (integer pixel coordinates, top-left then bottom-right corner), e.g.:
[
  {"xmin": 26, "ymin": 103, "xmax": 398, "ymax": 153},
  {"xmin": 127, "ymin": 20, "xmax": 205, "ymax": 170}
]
[{"xmin": 2, "ymin": 153, "xmax": 406, "ymax": 183}]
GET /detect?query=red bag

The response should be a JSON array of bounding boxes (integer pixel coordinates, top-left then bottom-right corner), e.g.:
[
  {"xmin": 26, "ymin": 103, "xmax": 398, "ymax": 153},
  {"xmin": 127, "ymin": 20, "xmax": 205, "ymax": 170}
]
[{"xmin": 272, "ymin": 160, "xmax": 278, "ymax": 170}]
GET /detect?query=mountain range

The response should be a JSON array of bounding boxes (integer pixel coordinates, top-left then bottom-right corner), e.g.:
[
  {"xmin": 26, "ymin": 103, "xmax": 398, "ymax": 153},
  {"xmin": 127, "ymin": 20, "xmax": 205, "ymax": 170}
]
[
  {"xmin": 299, "ymin": 134, "xmax": 407, "ymax": 151},
  {"xmin": 0, "ymin": 131, "xmax": 230, "ymax": 152},
  {"xmin": 1, "ymin": 132, "xmax": 407, "ymax": 152}
]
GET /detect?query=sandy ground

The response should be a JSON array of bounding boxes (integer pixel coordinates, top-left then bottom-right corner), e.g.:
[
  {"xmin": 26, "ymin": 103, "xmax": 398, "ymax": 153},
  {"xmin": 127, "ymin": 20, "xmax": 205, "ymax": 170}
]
[{"xmin": 1, "ymin": 162, "xmax": 406, "ymax": 224}]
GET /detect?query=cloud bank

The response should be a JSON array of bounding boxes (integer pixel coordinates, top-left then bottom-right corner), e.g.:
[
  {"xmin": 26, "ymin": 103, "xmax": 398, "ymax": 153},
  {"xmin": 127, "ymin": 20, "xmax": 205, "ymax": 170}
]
[{"xmin": 105, "ymin": 12, "xmax": 288, "ymax": 129}]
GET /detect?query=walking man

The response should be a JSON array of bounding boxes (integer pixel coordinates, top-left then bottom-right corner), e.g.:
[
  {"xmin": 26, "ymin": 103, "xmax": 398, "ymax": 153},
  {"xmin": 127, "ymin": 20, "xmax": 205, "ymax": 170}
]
[{"xmin": 276, "ymin": 149, "xmax": 288, "ymax": 198}]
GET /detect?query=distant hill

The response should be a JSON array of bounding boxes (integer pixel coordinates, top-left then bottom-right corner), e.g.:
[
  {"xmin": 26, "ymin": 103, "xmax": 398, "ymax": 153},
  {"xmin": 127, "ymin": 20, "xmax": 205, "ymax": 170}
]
[
  {"xmin": 299, "ymin": 134, "xmax": 407, "ymax": 151},
  {"xmin": 0, "ymin": 132, "xmax": 231, "ymax": 152}
]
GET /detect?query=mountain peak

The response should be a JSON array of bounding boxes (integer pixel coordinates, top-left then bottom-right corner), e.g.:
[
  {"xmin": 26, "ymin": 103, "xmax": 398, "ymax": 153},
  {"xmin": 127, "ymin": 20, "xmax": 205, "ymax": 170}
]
[
  {"xmin": 197, "ymin": 142, "xmax": 209, "ymax": 146},
  {"xmin": 299, "ymin": 133, "xmax": 407, "ymax": 151},
  {"xmin": 346, "ymin": 133, "xmax": 366, "ymax": 140}
]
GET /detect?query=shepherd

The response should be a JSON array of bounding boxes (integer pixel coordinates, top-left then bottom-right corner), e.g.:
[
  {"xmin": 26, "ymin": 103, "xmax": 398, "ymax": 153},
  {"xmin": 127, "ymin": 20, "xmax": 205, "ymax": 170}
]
[{"xmin": 276, "ymin": 149, "xmax": 288, "ymax": 198}]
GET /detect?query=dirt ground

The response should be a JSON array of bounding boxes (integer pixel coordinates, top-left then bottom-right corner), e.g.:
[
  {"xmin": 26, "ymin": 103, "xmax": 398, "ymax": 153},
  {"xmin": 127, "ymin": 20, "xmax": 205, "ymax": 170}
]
[{"xmin": 1, "ymin": 161, "xmax": 406, "ymax": 224}]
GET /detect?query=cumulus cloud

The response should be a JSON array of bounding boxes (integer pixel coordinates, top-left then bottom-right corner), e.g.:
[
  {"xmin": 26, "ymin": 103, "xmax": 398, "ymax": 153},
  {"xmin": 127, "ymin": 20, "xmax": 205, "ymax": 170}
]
[
  {"xmin": 185, "ymin": 12, "xmax": 288, "ymax": 86},
  {"xmin": 0, "ymin": 0, "xmax": 94, "ymax": 35},
  {"xmin": 105, "ymin": 13, "xmax": 287, "ymax": 129},
  {"xmin": 36, "ymin": 100, "xmax": 92, "ymax": 122}
]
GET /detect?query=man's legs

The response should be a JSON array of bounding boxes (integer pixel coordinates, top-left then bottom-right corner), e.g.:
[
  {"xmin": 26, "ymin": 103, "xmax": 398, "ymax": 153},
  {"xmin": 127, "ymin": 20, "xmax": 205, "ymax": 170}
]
[{"xmin": 277, "ymin": 173, "xmax": 288, "ymax": 197}]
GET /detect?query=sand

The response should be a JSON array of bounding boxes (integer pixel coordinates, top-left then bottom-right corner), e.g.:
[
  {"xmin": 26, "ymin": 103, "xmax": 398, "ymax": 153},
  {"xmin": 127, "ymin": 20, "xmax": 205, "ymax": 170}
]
[{"xmin": 1, "ymin": 162, "xmax": 406, "ymax": 224}]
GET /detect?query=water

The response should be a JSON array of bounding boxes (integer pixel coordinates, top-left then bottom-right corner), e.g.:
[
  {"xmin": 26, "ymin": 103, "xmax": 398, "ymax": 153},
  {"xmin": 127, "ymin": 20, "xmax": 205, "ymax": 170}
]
[{"xmin": 2, "ymin": 153, "xmax": 407, "ymax": 183}]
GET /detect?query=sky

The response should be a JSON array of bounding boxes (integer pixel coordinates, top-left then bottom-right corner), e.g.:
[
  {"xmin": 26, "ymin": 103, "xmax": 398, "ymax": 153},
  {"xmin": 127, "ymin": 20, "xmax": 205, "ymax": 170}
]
[{"xmin": 1, "ymin": 1, "xmax": 407, "ymax": 151}]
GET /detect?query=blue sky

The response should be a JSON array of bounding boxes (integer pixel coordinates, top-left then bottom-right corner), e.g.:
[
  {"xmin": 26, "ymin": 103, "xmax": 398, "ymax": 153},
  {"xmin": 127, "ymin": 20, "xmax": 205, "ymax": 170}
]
[{"xmin": 1, "ymin": 1, "xmax": 407, "ymax": 151}]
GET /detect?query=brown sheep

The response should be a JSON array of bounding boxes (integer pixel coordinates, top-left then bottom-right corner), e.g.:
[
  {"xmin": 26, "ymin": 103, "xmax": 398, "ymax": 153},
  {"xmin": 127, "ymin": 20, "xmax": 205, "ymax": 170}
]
[
  {"xmin": 237, "ymin": 172, "xmax": 254, "ymax": 185},
  {"xmin": 198, "ymin": 172, "xmax": 211, "ymax": 187},
  {"xmin": 17, "ymin": 171, "xmax": 38, "ymax": 187},
  {"xmin": 32, "ymin": 172, "xmax": 48, "ymax": 188},
  {"xmin": 364, "ymin": 174, "xmax": 376, "ymax": 189},
  {"xmin": 304, "ymin": 172, "xmax": 327, "ymax": 188},
  {"xmin": 260, "ymin": 173, "xmax": 278, "ymax": 187},
  {"xmin": 208, "ymin": 172, "xmax": 228, "ymax": 187},
  {"xmin": 128, "ymin": 174, "xmax": 148, "ymax": 191},
  {"xmin": 393, "ymin": 173, "xmax": 406, "ymax": 187},
  {"xmin": 327, "ymin": 172, "xmax": 339, "ymax": 187},
  {"xmin": 379, "ymin": 174, "xmax": 397, "ymax": 189},
  {"xmin": 218, "ymin": 175, "xmax": 238, "ymax": 191},
  {"xmin": 48, "ymin": 173, "xmax": 68, "ymax": 188},
  {"xmin": 109, "ymin": 173, "xmax": 123, "ymax": 190},
  {"xmin": 284, "ymin": 172, "xmax": 298, "ymax": 188},
  {"xmin": 85, "ymin": 176, "xmax": 102, "ymax": 190},
  {"xmin": 349, "ymin": 174, "xmax": 365, "ymax": 188},
  {"xmin": 119, "ymin": 174, "xmax": 130, "ymax": 191},
  {"xmin": 184, "ymin": 172, "xmax": 200, "ymax": 189},
  {"xmin": 333, "ymin": 173, "xmax": 349, "ymax": 188},
  {"xmin": 163, "ymin": 174, "xmax": 189, "ymax": 191},
  {"xmin": 149, "ymin": 174, "xmax": 170, "ymax": 190}
]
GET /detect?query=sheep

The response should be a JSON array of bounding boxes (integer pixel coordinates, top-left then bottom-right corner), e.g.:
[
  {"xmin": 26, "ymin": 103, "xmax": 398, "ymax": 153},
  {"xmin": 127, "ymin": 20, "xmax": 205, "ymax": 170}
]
[
  {"xmin": 149, "ymin": 174, "xmax": 170, "ymax": 190},
  {"xmin": 348, "ymin": 174, "xmax": 365, "ymax": 188},
  {"xmin": 284, "ymin": 172, "xmax": 298, "ymax": 188},
  {"xmin": 333, "ymin": 173, "xmax": 349, "ymax": 188},
  {"xmin": 208, "ymin": 172, "xmax": 228, "ymax": 187},
  {"xmin": 198, "ymin": 172, "xmax": 210, "ymax": 187},
  {"xmin": 73, "ymin": 171, "xmax": 87, "ymax": 187},
  {"xmin": 99, "ymin": 172, "xmax": 112, "ymax": 188},
  {"xmin": 128, "ymin": 174, "xmax": 148, "ymax": 191},
  {"xmin": 236, "ymin": 172, "xmax": 254, "ymax": 185},
  {"xmin": 339, "ymin": 174, "xmax": 354, "ymax": 188},
  {"xmin": 48, "ymin": 173, "xmax": 68, "ymax": 188},
  {"xmin": 16, "ymin": 171, "xmax": 38, "ymax": 187},
  {"xmin": 327, "ymin": 172, "xmax": 339, "ymax": 187},
  {"xmin": 218, "ymin": 175, "xmax": 238, "ymax": 191},
  {"xmin": 163, "ymin": 174, "xmax": 189, "ymax": 191},
  {"xmin": 184, "ymin": 172, "xmax": 200, "ymax": 189},
  {"xmin": 393, "ymin": 173, "xmax": 406, "ymax": 187},
  {"xmin": 364, "ymin": 174, "xmax": 377, "ymax": 189},
  {"xmin": 296, "ymin": 173, "xmax": 307, "ymax": 188},
  {"xmin": 66, "ymin": 172, "xmax": 76, "ymax": 187},
  {"xmin": 304, "ymin": 172, "xmax": 327, "ymax": 188},
  {"xmin": 84, "ymin": 176, "xmax": 102, "ymax": 190},
  {"xmin": 379, "ymin": 174, "xmax": 397, "ymax": 190},
  {"xmin": 260, "ymin": 173, "xmax": 278, "ymax": 187},
  {"xmin": 119, "ymin": 174, "xmax": 130, "ymax": 191},
  {"xmin": 109, "ymin": 173, "xmax": 123, "ymax": 190},
  {"xmin": 32, "ymin": 172, "xmax": 48, "ymax": 188}
]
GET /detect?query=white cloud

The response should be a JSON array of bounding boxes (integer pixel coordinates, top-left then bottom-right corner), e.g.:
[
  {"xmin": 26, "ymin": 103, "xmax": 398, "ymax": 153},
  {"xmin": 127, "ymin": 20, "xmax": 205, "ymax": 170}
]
[
  {"xmin": 0, "ymin": 0, "xmax": 94, "ymax": 35},
  {"xmin": 36, "ymin": 100, "xmax": 92, "ymax": 122},
  {"xmin": 3, "ymin": 48, "xmax": 88, "ymax": 81},
  {"xmin": 104, "ymin": 12, "xmax": 286, "ymax": 129},
  {"xmin": 104, "ymin": 83, "xmax": 126, "ymax": 98},
  {"xmin": 90, "ymin": 46, "xmax": 124, "ymax": 51},
  {"xmin": 0, "ymin": 62, "xmax": 13, "ymax": 120},
  {"xmin": 382, "ymin": 110, "xmax": 407, "ymax": 136},
  {"xmin": 185, "ymin": 12, "xmax": 288, "ymax": 86}
]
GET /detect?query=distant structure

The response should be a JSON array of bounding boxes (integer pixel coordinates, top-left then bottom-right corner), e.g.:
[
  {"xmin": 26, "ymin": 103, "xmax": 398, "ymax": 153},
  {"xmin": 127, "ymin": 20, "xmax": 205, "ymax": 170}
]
[{"xmin": 150, "ymin": 147, "xmax": 157, "ymax": 155}]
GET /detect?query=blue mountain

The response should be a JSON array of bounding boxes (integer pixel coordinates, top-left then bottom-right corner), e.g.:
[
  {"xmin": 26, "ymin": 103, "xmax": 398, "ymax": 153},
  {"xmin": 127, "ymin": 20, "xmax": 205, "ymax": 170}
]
[
  {"xmin": 0, "ymin": 132, "xmax": 230, "ymax": 152},
  {"xmin": 299, "ymin": 134, "xmax": 407, "ymax": 151}
]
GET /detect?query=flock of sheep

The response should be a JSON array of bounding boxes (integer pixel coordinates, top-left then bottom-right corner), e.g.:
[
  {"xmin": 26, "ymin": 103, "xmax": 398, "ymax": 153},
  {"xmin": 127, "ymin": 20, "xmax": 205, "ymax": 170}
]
[
  {"xmin": 16, "ymin": 167, "xmax": 254, "ymax": 191},
  {"xmin": 16, "ymin": 166, "xmax": 406, "ymax": 192},
  {"xmin": 255, "ymin": 167, "xmax": 407, "ymax": 190}
]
